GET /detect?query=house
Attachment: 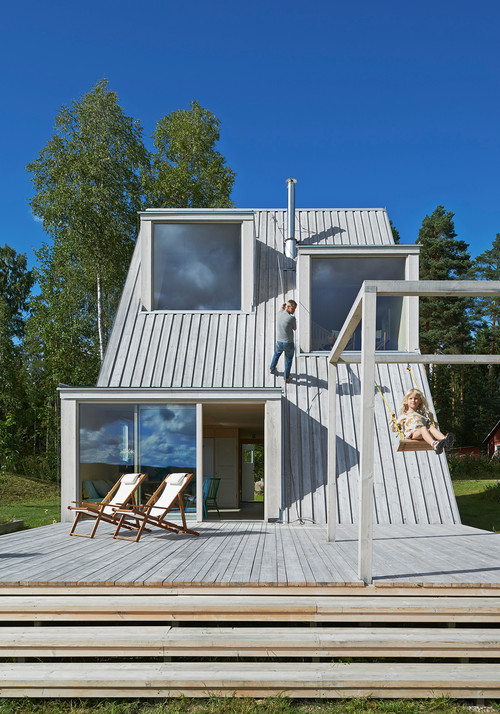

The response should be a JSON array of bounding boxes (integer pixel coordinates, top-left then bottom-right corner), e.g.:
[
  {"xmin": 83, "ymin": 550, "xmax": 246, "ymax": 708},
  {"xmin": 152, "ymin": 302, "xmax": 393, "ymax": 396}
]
[
  {"xmin": 484, "ymin": 419, "xmax": 500, "ymax": 458},
  {"xmin": 59, "ymin": 193, "xmax": 459, "ymax": 527}
]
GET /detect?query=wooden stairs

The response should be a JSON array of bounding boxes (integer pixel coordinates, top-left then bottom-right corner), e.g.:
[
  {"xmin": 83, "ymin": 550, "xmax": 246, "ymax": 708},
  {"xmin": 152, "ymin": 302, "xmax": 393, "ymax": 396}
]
[{"xmin": 1, "ymin": 587, "xmax": 500, "ymax": 699}]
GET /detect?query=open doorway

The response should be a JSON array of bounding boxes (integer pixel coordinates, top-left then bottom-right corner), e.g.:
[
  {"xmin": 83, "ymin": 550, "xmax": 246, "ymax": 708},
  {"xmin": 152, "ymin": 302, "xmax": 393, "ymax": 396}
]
[{"xmin": 202, "ymin": 403, "xmax": 265, "ymax": 521}]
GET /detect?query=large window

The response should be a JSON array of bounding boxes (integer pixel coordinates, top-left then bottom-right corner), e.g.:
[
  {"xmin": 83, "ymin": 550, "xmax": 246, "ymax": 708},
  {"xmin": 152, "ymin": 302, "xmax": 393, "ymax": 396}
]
[
  {"xmin": 311, "ymin": 257, "xmax": 406, "ymax": 351},
  {"xmin": 79, "ymin": 404, "xmax": 196, "ymax": 489},
  {"xmin": 153, "ymin": 223, "xmax": 241, "ymax": 310}
]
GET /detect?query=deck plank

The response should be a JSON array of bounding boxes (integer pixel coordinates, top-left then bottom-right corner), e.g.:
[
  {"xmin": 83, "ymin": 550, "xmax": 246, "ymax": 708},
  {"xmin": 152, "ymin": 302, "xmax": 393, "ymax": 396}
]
[
  {"xmin": 2, "ymin": 662, "xmax": 500, "ymax": 698},
  {"xmin": 4, "ymin": 625, "xmax": 500, "ymax": 657},
  {"xmin": 1, "ymin": 522, "xmax": 500, "ymax": 588}
]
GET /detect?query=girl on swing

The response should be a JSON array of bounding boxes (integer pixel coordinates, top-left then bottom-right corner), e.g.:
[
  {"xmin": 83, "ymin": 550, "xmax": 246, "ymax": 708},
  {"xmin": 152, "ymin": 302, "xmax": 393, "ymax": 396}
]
[{"xmin": 391, "ymin": 388, "xmax": 455, "ymax": 454}]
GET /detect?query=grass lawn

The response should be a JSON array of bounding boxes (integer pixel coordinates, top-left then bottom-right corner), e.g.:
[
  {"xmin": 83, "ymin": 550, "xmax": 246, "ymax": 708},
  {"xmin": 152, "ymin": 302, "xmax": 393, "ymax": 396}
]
[
  {"xmin": 0, "ymin": 696, "xmax": 498, "ymax": 714},
  {"xmin": 0, "ymin": 472, "xmax": 60, "ymax": 529},
  {"xmin": 453, "ymin": 479, "xmax": 500, "ymax": 532},
  {"xmin": 0, "ymin": 471, "xmax": 498, "ymax": 533}
]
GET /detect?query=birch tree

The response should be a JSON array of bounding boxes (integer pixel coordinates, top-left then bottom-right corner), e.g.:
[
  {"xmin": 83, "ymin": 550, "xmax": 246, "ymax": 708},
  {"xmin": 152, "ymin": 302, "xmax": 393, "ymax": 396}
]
[
  {"xmin": 27, "ymin": 79, "xmax": 149, "ymax": 361},
  {"xmin": 147, "ymin": 100, "xmax": 235, "ymax": 208}
]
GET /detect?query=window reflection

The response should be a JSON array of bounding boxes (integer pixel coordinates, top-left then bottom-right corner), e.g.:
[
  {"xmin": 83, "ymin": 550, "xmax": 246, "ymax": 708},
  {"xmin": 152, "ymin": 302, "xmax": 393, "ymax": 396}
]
[
  {"xmin": 311, "ymin": 257, "xmax": 406, "ymax": 351},
  {"xmin": 79, "ymin": 404, "xmax": 196, "ymax": 490},
  {"xmin": 153, "ymin": 223, "xmax": 241, "ymax": 310}
]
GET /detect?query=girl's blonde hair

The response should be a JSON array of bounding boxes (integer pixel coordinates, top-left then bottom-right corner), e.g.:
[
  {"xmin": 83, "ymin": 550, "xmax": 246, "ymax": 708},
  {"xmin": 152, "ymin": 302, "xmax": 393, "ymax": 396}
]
[{"xmin": 400, "ymin": 388, "xmax": 435, "ymax": 422}]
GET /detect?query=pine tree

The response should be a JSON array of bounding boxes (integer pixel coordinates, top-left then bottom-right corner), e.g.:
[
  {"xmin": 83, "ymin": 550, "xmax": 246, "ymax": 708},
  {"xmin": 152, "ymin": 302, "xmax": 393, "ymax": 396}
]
[
  {"xmin": 466, "ymin": 233, "xmax": 500, "ymax": 444},
  {"xmin": 417, "ymin": 206, "xmax": 473, "ymax": 442}
]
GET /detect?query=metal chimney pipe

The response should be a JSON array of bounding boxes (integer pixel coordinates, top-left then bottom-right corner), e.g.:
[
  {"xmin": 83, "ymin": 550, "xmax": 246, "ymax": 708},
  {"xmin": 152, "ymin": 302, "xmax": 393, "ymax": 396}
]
[{"xmin": 285, "ymin": 178, "xmax": 297, "ymax": 259}]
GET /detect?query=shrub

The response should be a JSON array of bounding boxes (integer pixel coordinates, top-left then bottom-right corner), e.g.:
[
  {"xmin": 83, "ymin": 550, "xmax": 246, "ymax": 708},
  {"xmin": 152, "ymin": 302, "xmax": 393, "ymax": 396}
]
[{"xmin": 447, "ymin": 453, "xmax": 500, "ymax": 480}]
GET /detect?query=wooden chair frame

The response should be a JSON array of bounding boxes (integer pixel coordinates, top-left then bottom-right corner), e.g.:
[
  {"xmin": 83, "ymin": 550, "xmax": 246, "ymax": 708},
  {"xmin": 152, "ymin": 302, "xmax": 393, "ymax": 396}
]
[
  {"xmin": 68, "ymin": 473, "xmax": 147, "ymax": 538},
  {"xmin": 113, "ymin": 472, "xmax": 200, "ymax": 542}
]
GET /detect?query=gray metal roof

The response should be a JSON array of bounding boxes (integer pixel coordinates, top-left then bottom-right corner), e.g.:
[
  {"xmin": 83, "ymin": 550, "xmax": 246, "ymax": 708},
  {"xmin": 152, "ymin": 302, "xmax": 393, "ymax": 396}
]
[{"xmin": 97, "ymin": 208, "xmax": 459, "ymax": 526}]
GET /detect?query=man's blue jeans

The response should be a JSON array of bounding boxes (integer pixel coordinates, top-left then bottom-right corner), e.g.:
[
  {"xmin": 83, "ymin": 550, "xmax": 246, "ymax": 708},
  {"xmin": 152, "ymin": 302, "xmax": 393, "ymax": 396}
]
[{"xmin": 270, "ymin": 341, "xmax": 295, "ymax": 380}]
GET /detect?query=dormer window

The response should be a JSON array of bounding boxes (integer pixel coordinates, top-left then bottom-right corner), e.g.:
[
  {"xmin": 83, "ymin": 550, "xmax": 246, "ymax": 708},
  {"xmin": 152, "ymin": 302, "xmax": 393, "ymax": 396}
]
[
  {"xmin": 153, "ymin": 223, "xmax": 241, "ymax": 310},
  {"xmin": 140, "ymin": 209, "xmax": 255, "ymax": 313},
  {"xmin": 298, "ymin": 245, "xmax": 420, "ymax": 353},
  {"xmin": 311, "ymin": 256, "xmax": 406, "ymax": 351}
]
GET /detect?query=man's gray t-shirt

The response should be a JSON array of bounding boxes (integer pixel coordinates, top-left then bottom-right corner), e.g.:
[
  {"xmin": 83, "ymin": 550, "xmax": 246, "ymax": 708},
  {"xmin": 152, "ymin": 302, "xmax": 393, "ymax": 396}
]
[{"xmin": 276, "ymin": 310, "xmax": 296, "ymax": 342}]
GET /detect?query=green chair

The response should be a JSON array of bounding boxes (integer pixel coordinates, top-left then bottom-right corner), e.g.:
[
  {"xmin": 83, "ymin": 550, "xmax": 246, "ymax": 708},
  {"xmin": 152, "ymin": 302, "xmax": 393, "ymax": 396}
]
[
  {"xmin": 203, "ymin": 477, "xmax": 221, "ymax": 519},
  {"xmin": 183, "ymin": 477, "xmax": 221, "ymax": 518}
]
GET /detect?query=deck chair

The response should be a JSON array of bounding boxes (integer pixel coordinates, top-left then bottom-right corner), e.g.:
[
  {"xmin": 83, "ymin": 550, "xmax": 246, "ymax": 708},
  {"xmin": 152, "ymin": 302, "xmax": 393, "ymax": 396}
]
[
  {"xmin": 68, "ymin": 472, "xmax": 147, "ymax": 538},
  {"xmin": 113, "ymin": 472, "xmax": 200, "ymax": 542}
]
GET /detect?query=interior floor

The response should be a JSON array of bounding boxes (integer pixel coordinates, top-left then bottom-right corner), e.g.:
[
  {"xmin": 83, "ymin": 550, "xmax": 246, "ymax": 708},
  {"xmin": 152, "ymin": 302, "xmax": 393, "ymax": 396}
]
[{"xmin": 206, "ymin": 501, "xmax": 264, "ymax": 521}]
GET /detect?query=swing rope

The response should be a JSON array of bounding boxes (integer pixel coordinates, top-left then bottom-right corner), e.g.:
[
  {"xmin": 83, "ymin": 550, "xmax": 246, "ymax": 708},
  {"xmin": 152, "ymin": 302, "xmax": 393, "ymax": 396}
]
[
  {"xmin": 374, "ymin": 380, "xmax": 404, "ymax": 440},
  {"xmin": 406, "ymin": 364, "xmax": 419, "ymax": 390}
]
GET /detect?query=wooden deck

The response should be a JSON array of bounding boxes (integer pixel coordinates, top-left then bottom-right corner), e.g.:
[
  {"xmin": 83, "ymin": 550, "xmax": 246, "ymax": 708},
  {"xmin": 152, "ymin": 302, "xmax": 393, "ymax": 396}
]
[
  {"xmin": 2, "ymin": 521, "xmax": 500, "ymax": 699},
  {"xmin": 0, "ymin": 520, "xmax": 499, "ymax": 590}
]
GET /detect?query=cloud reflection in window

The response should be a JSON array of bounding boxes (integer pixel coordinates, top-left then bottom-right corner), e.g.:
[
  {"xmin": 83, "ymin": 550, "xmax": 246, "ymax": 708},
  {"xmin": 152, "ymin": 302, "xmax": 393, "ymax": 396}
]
[{"xmin": 153, "ymin": 223, "xmax": 241, "ymax": 310}]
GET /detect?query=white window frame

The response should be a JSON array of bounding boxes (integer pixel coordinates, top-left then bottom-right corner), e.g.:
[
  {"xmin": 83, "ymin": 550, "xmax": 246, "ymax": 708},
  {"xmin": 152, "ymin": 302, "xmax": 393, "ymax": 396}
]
[
  {"xmin": 60, "ymin": 387, "xmax": 282, "ymax": 524},
  {"xmin": 139, "ymin": 209, "xmax": 255, "ymax": 313},
  {"xmin": 297, "ymin": 245, "xmax": 420, "ymax": 354}
]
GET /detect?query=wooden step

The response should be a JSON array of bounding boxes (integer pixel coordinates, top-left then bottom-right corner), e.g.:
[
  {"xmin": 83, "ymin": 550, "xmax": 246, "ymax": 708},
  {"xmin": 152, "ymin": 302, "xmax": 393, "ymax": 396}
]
[
  {"xmin": 2, "ymin": 625, "xmax": 500, "ymax": 658},
  {"xmin": 1, "ymin": 662, "xmax": 500, "ymax": 698},
  {"xmin": 1, "ymin": 594, "xmax": 499, "ymax": 622}
]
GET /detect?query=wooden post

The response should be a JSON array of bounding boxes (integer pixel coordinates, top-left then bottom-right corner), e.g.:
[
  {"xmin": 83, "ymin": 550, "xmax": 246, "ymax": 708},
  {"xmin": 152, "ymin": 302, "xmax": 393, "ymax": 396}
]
[
  {"xmin": 196, "ymin": 403, "xmax": 203, "ymax": 523},
  {"xmin": 327, "ymin": 362, "xmax": 337, "ymax": 541},
  {"xmin": 358, "ymin": 286, "xmax": 377, "ymax": 584},
  {"xmin": 60, "ymin": 398, "xmax": 78, "ymax": 523}
]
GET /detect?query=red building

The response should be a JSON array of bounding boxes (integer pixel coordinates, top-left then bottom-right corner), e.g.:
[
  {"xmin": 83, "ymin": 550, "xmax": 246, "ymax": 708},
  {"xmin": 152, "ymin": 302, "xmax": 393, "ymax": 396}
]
[{"xmin": 483, "ymin": 419, "xmax": 500, "ymax": 458}]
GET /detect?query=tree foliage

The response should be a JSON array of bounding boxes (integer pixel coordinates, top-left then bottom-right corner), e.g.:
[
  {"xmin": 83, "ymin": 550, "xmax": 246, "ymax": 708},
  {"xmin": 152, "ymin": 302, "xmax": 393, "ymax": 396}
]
[
  {"xmin": 17, "ymin": 85, "xmax": 237, "ymax": 478},
  {"xmin": 26, "ymin": 79, "xmax": 149, "ymax": 360},
  {"xmin": 417, "ymin": 205, "xmax": 472, "ymax": 355},
  {"xmin": 0, "ymin": 246, "xmax": 34, "ymax": 470},
  {"xmin": 470, "ymin": 233, "xmax": 500, "ymax": 356},
  {"xmin": 389, "ymin": 220, "xmax": 400, "ymax": 244},
  {"xmin": 0, "ymin": 244, "xmax": 33, "ymax": 341},
  {"xmin": 146, "ymin": 100, "xmax": 235, "ymax": 208},
  {"xmin": 416, "ymin": 207, "xmax": 499, "ymax": 446}
]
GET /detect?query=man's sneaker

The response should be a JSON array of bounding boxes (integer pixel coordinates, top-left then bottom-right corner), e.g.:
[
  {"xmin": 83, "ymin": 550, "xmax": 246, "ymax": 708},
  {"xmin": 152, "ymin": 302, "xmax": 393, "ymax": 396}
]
[
  {"xmin": 434, "ymin": 438, "xmax": 446, "ymax": 455},
  {"xmin": 444, "ymin": 432, "xmax": 455, "ymax": 450}
]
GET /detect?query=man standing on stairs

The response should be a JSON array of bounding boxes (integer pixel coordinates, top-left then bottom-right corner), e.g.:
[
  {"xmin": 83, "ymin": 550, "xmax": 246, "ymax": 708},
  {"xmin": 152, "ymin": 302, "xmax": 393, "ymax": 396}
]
[{"xmin": 269, "ymin": 300, "xmax": 297, "ymax": 383}]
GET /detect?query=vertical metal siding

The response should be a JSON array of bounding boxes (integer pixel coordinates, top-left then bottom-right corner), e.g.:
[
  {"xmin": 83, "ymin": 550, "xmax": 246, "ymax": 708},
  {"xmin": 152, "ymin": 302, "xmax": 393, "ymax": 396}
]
[{"xmin": 97, "ymin": 209, "xmax": 460, "ymax": 526}]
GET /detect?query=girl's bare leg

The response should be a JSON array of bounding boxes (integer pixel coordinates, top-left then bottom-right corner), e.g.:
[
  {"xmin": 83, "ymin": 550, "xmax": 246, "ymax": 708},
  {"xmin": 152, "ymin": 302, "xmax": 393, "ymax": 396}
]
[
  {"xmin": 428, "ymin": 425, "xmax": 446, "ymax": 441},
  {"xmin": 411, "ymin": 427, "xmax": 441, "ymax": 446}
]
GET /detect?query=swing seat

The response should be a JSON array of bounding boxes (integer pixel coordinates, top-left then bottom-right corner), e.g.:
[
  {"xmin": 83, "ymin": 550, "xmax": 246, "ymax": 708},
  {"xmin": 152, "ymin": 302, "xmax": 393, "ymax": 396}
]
[{"xmin": 397, "ymin": 439, "xmax": 433, "ymax": 453}]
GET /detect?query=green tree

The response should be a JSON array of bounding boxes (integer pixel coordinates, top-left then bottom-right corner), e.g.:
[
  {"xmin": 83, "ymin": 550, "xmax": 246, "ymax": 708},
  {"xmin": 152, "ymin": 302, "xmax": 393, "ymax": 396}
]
[
  {"xmin": 417, "ymin": 205, "xmax": 472, "ymax": 353},
  {"xmin": 470, "ymin": 233, "xmax": 500, "ymax": 358},
  {"xmin": 0, "ymin": 244, "xmax": 33, "ymax": 342},
  {"xmin": 389, "ymin": 220, "xmax": 400, "ymax": 244},
  {"xmin": 26, "ymin": 79, "xmax": 149, "ymax": 361},
  {"xmin": 0, "ymin": 245, "xmax": 34, "ymax": 470},
  {"xmin": 146, "ymin": 100, "xmax": 235, "ymax": 208},
  {"xmin": 417, "ymin": 206, "xmax": 473, "ymax": 439},
  {"xmin": 465, "ymin": 234, "xmax": 500, "ymax": 443}
]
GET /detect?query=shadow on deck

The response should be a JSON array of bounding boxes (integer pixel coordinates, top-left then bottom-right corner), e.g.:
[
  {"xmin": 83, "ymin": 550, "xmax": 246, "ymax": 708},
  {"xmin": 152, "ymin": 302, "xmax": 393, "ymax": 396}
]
[{"xmin": 1, "ymin": 520, "xmax": 499, "ymax": 590}]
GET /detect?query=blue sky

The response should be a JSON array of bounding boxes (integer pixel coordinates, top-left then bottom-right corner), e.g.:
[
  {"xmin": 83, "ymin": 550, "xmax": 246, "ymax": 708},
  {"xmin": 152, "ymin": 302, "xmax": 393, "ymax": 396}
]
[{"xmin": 2, "ymin": 0, "xmax": 499, "ymax": 270}]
